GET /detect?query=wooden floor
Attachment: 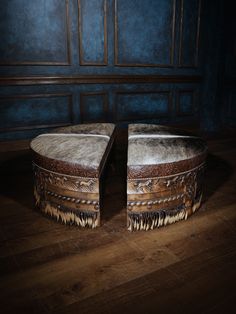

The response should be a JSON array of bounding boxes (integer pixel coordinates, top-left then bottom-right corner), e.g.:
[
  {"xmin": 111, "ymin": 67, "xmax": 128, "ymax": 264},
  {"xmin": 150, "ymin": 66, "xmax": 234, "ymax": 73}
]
[{"xmin": 0, "ymin": 133, "xmax": 236, "ymax": 313}]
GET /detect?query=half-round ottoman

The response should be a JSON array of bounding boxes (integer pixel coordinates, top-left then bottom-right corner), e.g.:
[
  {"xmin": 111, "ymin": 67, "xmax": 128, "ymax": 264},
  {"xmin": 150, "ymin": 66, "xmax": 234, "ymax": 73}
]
[
  {"xmin": 127, "ymin": 124, "xmax": 208, "ymax": 231},
  {"xmin": 30, "ymin": 123, "xmax": 115, "ymax": 228}
]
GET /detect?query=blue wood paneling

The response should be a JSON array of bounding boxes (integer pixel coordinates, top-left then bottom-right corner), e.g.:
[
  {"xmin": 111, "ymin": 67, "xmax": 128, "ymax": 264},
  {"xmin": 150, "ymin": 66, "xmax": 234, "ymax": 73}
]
[
  {"xmin": 80, "ymin": 92, "xmax": 108, "ymax": 122},
  {"xmin": 79, "ymin": 0, "xmax": 107, "ymax": 65},
  {"xmin": 0, "ymin": 94, "xmax": 73, "ymax": 130},
  {"xmin": 0, "ymin": 0, "xmax": 70, "ymax": 65},
  {"xmin": 0, "ymin": 0, "xmax": 230, "ymax": 140},
  {"xmin": 0, "ymin": 0, "xmax": 203, "ymax": 76},
  {"xmin": 115, "ymin": 0, "xmax": 175, "ymax": 66},
  {"xmin": 0, "ymin": 82, "xmax": 201, "ymax": 139},
  {"xmin": 115, "ymin": 91, "xmax": 170, "ymax": 121}
]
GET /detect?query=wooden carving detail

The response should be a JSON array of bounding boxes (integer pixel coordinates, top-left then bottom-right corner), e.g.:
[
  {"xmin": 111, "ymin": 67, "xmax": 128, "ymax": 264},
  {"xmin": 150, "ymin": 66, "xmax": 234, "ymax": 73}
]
[
  {"xmin": 33, "ymin": 163, "xmax": 100, "ymax": 228},
  {"xmin": 127, "ymin": 163, "xmax": 205, "ymax": 231},
  {"xmin": 133, "ymin": 179, "xmax": 153, "ymax": 193},
  {"xmin": 33, "ymin": 163, "xmax": 99, "ymax": 193},
  {"xmin": 78, "ymin": 179, "xmax": 96, "ymax": 191},
  {"xmin": 127, "ymin": 163, "xmax": 205, "ymax": 195}
]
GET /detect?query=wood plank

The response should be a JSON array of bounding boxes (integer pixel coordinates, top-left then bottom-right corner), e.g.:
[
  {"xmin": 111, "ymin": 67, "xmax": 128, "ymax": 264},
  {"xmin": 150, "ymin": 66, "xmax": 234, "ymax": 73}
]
[
  {"xmin": 0, "ymin": 135, "xmax": 236, "ymax": 314},
  {"xmin": 1, "ymin": 204, "xmax": 235, "ymax": 312},
  {"xmin": 53, "ymin": 241, "xmax": 236, "ymax": 314}
]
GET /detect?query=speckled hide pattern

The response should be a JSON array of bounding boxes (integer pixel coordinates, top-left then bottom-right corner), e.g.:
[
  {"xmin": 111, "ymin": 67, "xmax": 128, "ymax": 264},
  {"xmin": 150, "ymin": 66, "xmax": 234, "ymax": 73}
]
[
  {"xmin": 127, "ymin": 124, "xmax": 207, "ymax": 232},
  {"xmin": 30, "ymin": 123, "xmax": 115, "ymax": 228}
]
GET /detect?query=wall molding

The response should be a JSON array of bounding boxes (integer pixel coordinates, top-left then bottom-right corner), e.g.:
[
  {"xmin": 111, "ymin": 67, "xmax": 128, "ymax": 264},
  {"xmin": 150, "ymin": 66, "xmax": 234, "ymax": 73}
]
[
  {"xmin": 0, "ymin": 75, "xmax": 202, "ymax": 86},
  {"xmin": 0, "ymin": 0, "xmax": 71, "ymax": 66},
  {"xmin": 115, "ymin": 90, "xmax": 172, "ymax": 121},
  {"xmin": 78, "ymin": 0, "xmax": 108, "ymax": 66},
  {"xmin": 0, "ymin": 93, "xmax": 73, "ymax": 132},
  {"xmin": 114, "ymin": 0, "xmax": 176, "ymax": 67},
  {"xmin": 80, "ymin": 92, "xmax": 108, "ymax": 122}
]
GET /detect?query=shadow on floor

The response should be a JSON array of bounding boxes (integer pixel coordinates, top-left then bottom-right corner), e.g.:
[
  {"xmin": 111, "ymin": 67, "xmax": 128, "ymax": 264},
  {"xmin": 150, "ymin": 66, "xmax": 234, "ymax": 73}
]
[
  {"xmin": 203, "ymin": 153, "xmax": 233, "ymax": 203},
  {"xmin": 0, "ymin": 150, "xmax": 34, "ymax": 209}
]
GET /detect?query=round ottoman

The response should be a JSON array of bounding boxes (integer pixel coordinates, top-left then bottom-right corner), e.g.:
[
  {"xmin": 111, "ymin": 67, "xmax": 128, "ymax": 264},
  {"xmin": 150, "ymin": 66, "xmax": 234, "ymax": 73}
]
[
  {"xmin": 127, "ymin": 124, "xmax": 208, "ymax": 231},
  {"xmin": 30, "ymin": 123, "xmax": 115, "ymax": 228}
]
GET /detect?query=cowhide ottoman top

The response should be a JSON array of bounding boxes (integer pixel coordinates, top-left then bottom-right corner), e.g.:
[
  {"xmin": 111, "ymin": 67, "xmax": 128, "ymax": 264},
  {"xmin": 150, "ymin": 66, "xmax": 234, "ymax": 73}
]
[
  {"xmin": 127, "ymin": 124, "xmax": 208, "ymax": 231},
  {"xmin": 30, "ymin": 123, "xmax": 115, "ymax": 228}
]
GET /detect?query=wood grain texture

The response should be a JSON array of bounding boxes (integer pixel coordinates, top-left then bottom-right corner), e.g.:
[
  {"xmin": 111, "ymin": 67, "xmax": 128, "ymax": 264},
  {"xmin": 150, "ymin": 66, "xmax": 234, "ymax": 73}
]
[
  {"xmin": 0, "ymin": 75, "xmax": 202, "ymax": 86},
  {"xmin": 0, "ymin": 132, "xmax": 236, "ymax": 313}
]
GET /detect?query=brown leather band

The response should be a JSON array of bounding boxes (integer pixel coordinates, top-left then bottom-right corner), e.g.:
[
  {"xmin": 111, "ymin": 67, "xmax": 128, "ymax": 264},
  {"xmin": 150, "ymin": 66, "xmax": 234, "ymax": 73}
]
[{"xmin": 127, "ymin": 151, "xmax": 207, "ymax": 179}]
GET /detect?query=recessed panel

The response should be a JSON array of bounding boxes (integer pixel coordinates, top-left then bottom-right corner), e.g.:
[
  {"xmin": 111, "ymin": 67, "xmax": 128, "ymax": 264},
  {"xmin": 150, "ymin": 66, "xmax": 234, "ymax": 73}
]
[
  {"xmin": 79, "ymin": 0, "xmax": 107, "ymax": 65},
  {"xmin": 80, "ymin": 93, "xmax": 108, "ymax": 122},
  {"xmin": 0, "ymin": 0, "xmax": 70, "ymax": 65},
  {"xmin": 0, "ymin": 94, "xmax": 72, "ymax": 130},
  {"xmin": 116, "ymin": 92, "xmax": 170, "ymax": 121},
  {"xmin": 115, "ymin": 0, "xmax": 175, "ymax": 66}
]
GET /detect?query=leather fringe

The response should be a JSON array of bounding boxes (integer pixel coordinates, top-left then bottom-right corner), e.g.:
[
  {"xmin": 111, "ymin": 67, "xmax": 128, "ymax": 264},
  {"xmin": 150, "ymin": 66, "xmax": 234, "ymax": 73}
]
[
  {"xmin": 127, "ymin": 205, "xmax": 188, "ymax": 232},
  {"xmin": 34, "ymin": 188, "xmax": 99, "ymax": 228},
  {"xmin": 128, "ymin": 192, "xmax": 203, "ymax": 232}
]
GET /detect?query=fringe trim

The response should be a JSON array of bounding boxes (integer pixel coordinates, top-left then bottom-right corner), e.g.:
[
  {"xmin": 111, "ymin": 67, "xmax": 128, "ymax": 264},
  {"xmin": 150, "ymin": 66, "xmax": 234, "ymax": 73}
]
[
  {"xmin": 128, "ymin": 193, "xmax": 203, "ymax": 232},
  {"xmin": 34, "ymin": 188, "xmax": 99, "ymax": 228},
  {"xmin": 192, "ymin": 194, "xmax": 202, "ymax": 213},
  {"xmin": 127, "ymin": 205, "xmax": 188, "ymax": 232},
  {"xmin": 42, "ymin": 203, "xmax": 99, "ymax": 228},
  {"xmin": 34, "ymin": 187, "xmax": 40, "ymax": 206}
]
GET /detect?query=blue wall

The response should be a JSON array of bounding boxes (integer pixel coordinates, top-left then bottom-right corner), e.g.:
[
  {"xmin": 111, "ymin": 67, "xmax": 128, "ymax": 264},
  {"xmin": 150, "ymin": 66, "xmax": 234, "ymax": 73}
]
[{"xmin": 0, "ymin": 0, "xmax": 234, "ymax": 140}]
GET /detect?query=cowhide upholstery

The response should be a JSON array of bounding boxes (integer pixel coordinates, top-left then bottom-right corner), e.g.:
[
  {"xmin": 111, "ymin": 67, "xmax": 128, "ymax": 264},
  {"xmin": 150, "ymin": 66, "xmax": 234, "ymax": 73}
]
[
  {"xmin": 31, "ymin": 133, "xmax": 112, "ymax": 168},
  {"xmin": 127, "ymin": 124, "xmax": 207, "ymax": 231},
  {"xmin": 52, "ymin": 123, "xmax": 114, "ymax": 137},
  {"xmin": 30, "ymin": 123, "xmax": 115, "ymax": 228}
]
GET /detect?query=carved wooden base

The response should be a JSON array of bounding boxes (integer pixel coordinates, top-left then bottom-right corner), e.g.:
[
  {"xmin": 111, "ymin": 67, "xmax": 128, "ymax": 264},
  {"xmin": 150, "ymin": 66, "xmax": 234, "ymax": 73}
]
[
  {"xmin": 33, "ymin": 164, "xmax": 100, "ymax": 228},
  {"xmin": 127, "ymin": 163, "xmax": 205, "ymax": 231}
]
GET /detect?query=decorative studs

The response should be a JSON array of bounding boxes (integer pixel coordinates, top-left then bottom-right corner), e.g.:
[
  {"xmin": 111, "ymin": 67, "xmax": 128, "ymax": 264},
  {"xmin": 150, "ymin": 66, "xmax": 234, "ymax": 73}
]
[
  {"xmin": 127, "ymin": 191, "xmax": 191, "ymax": 208},
  {"xmin": 43, "ymin": 189, "xmax": 98, "ymax": 207}
]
